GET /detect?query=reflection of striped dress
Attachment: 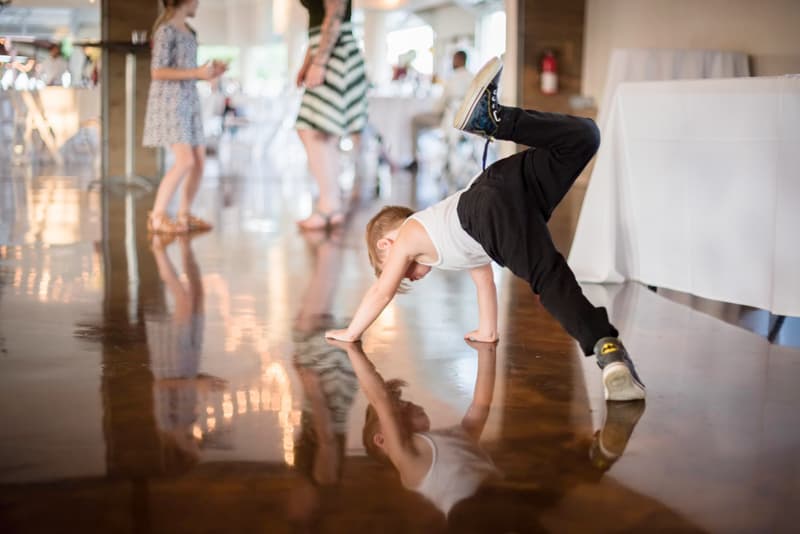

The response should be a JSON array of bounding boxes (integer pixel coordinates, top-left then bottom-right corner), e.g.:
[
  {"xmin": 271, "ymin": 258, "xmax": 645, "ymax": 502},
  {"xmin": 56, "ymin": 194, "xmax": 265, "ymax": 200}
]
[
  {"xmin": 296, "ymin": 22, "xmax": 368, "ymax": 136},
  {"xmin": 293, "ymin": 332, "xmax": 358, "ymax": 434}
]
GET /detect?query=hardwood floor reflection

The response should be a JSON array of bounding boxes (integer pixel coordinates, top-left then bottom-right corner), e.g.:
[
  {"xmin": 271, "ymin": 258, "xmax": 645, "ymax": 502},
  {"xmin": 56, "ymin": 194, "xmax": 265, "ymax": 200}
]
[{"xmin": 1, "ymin": 144, "xmax": 798, "ymax": 532}]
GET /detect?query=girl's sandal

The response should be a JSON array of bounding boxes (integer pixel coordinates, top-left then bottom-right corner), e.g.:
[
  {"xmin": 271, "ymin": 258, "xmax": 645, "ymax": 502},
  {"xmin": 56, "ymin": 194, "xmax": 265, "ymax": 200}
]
[
  {"xmin": 178, "ymin": 212, "xmax": 213, "ymax": 233},
  {"xmin": 147, "ymin": 211, "xmax": 187, "ymax": 234}
]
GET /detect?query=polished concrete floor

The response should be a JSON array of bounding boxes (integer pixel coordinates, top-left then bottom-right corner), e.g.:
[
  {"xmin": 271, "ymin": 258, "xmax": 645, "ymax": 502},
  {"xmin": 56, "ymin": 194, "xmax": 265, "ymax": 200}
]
[{"xmin": 1, "ymin": 126, "xmax": 799, "ymax": 534}]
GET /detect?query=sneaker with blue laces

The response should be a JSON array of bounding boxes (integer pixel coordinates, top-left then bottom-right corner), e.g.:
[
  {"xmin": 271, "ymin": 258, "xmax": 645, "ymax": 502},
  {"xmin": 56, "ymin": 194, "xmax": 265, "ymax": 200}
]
[
  {"xmin": 594, "ymin": 337, "xmax": 646, "ymax": 401},
  {"xmin": 453, "ymin": 57, "xmax": 503, "ymax": 138}
]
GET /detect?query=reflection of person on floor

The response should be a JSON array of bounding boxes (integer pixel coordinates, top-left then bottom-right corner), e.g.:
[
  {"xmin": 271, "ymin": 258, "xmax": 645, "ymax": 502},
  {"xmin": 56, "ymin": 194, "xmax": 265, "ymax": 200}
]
[
  {"xmin": 294, "ymin": 227, "xmax": 344, "ymax": 336},
  {"xmin": 327, "ymin": 57, "xmax": 646, "ymax": 404},
  {"xmin": 329, "ymin": 338, "xmax": 499, "ymax": 517},
  {"xmin": 289, "ymin": 228, "xmax": 358, "ymax": 532},
  {"xmin": 408, "ymin": 50, "xmax": 472, "ymax": 169},
  {"xmin": 149, "ymin": 234, "xmax": 225, "ymax": 460},
  {"xmin": 588, "ymin": 400, "xmax": 646, "ymax": 472},
  {"xmin": 289, "ymin": 229, "xmax": 357, "ymax": 529},
  {"xmin": 444, "ymin": 400, "xmax": 648, "ymax": 531},
  {"xmin": 288, "ymin": 340, "xmax": 358, "ymax": 530}
]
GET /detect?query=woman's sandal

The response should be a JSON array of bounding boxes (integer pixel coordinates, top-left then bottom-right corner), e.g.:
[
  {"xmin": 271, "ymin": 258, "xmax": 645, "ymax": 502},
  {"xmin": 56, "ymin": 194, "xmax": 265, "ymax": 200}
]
[
  {"xmin": 147, "ymin": 211, "xmax": 187, "ymax": 234},
  {"xmin": 297, "ymin": 210, "xmax": 346, "ymax": 231},
  {"xmin": 177, "ymin": 212, "xmax": 213, "ymax": 233}
]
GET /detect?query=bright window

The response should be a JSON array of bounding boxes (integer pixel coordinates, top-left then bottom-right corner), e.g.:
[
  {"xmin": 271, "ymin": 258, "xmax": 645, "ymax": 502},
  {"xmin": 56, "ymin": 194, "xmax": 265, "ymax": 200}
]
[
  {"xmin": 198, "ymin": 45, "xmax": 241, "ymax": 77},
  {"xmin": 246, "ymin": 43, "xmax": 288, "ymax": 96},
  {"xmin": 386, "ymin": 25, "xmax": 434, "ymax": 75},
  {"xmin": 198, "ymin": 43, "xmax": 288, "ymax": 96}
]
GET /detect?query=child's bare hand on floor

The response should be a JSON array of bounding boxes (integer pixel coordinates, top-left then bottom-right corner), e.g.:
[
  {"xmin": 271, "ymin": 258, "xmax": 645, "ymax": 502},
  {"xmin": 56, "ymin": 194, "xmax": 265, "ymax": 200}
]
[
  {"xmin": 464, "ymin": 330, "xmax": 499, "ymax": 343},
  {"xmin": 325, "ymin": 328, "xmax": 359, "ymax": 342}
]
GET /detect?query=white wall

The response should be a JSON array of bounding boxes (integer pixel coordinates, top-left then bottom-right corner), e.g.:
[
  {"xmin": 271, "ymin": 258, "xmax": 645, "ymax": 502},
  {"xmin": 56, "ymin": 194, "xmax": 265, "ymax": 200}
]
[
  {"xmin": 363, "ymin": 10, "xmax": 392, "ymax": 87},
  {"xmin": 193, "ymin": 0, "xmax": 272, "ymax": 46},
  {"xmin": 583, "ymin": 0, "xmax": 800, "ymax": 103},
  {"xmin": 429, "ymin": 5, "xmax": 476, "ymax": 43}
]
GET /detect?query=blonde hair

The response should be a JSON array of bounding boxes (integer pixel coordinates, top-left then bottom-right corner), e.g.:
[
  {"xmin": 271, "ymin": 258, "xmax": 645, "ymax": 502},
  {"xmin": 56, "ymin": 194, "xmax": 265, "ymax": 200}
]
[
  {"xmin": 362, "ymin": 379, "xmax": 408, "ymax": 464},
  {"xmin": 365, "ymin": 206, "xmax": 414, "ymax": 278},
  {"xmin": 152, "ymin": 0, "xmax": 195, "ymax": 35}
]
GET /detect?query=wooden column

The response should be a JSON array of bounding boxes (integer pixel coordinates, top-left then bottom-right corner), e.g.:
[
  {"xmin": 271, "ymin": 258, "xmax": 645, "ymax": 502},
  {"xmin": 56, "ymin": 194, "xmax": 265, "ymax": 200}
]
[
  {"xmin": 101, "ymin": 0, "xmax": 160, "ymax": 178},
  {"xmin": 518, "ymin": 0, "xmax": 588, "ymax": 115}
]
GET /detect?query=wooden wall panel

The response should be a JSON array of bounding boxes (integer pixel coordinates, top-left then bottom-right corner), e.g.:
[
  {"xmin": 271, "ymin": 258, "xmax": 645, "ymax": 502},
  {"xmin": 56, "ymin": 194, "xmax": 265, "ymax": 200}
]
[{"xmin": 518, "ymin": 0, "xmax": 590, "ymax": 116}]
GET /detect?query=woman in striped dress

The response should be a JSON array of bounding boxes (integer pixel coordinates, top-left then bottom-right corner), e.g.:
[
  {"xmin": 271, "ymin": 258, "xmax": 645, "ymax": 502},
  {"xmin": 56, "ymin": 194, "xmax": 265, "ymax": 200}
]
[{"xmin": 295, "ymin": 0, "xmax": 368, "ymax": 230}]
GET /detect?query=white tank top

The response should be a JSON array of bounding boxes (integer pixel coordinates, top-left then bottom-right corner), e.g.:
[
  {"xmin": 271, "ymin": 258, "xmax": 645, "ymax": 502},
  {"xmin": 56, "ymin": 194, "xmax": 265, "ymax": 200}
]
[
  {"xmin": 410, "ymin": 426, "xmax": 499, "ymax": 516},
  {"xmin": 408, "ymin": 189, "xmax": 492, "ymax": 271}
]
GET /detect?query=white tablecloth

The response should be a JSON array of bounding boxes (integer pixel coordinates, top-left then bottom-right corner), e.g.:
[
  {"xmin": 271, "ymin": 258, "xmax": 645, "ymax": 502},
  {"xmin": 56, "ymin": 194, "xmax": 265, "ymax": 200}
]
[
  {"xmin": 368, "ymin": 94, "xmax": 438, "ymax": 164},
  {"xmin": 598, "ymin": 48, "xmax": 750, "ymax": 128},
  {"xmin": 568, "ymin": 76, "xmax": 800, "ymax": 316}
]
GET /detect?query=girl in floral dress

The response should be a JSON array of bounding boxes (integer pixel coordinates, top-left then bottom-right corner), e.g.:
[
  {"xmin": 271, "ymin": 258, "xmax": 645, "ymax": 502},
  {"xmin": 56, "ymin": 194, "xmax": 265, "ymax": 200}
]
[{"xmin": 143, "ymin": 0, "xmax": 226, "ymax": 234}]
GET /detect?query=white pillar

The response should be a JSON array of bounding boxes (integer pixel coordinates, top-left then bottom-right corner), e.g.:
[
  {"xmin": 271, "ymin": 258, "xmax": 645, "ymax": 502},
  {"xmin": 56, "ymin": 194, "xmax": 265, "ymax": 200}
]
[
  {"xmin": 240, "ymin": 46, "xmax": 257, "ymax": 94},
  {"xmin": 363, "ymin": 9, "xmax": 390, "ymax": 88},
  {"xmin": 501, "ymin": 0, "xmax": 518, "ymax": 108},
  {"xmin": 499, "ymin": 0, "xmax": 519, "ymax": 158}
]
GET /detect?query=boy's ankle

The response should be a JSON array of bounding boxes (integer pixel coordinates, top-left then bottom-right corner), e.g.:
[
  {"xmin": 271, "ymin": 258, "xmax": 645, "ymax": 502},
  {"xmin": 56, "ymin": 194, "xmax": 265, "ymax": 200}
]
[{"xmin": 493, "ymin": 105, "xmax": 513, "ymax": 140}]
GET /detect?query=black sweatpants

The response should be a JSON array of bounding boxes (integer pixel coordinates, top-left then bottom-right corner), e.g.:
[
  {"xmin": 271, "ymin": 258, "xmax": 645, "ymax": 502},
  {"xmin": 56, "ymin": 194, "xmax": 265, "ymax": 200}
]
[{"xmin": 457, "ymin": 106, "xmax": 617, "ymax": 356}]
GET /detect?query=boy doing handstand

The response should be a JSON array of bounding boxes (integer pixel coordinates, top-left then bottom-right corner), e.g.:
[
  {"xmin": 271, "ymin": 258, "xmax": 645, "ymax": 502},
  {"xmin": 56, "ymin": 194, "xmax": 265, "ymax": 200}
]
[{"xmin": 325, "ymin": 57, "xmax": 645, "ymax": 402}]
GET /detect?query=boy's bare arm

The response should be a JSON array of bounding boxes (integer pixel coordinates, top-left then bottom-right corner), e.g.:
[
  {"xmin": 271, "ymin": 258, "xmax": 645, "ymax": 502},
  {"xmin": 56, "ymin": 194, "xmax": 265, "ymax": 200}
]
[
  {"xmin": 466, "ymin": 264, "xmax": 498, "ymax": 342},
  {"xmin": 327, "ymin": 340, "xmax": 424, "ymax": 470},
  {"xmin": 325, "ymin": 237, "xmax": 413, "ymax": 341},
  {"xmin": 461, "ymin": 340, "xmax": 498, "ymax": 440}
]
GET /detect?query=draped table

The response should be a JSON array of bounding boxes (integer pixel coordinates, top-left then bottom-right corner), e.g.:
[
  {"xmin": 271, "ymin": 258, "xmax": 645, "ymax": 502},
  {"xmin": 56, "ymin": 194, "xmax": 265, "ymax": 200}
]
[
  {"xmin": 597, "ymin": 48, "xmax": 750, "ymax": 129},
  {"xmin": 568, "ymin": 76, "xmax": 800, "ymax": 316},
  {"xmin": 367, "ymin": 93, "xmax": 439, "ymax": 165}
]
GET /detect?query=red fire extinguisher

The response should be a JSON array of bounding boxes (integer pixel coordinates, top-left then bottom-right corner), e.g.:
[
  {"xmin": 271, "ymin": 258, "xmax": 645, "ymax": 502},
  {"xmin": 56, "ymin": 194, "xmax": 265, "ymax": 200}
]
[{"xmin": 541, "ymin": 50, "xmax": 558, "ymax": 95}]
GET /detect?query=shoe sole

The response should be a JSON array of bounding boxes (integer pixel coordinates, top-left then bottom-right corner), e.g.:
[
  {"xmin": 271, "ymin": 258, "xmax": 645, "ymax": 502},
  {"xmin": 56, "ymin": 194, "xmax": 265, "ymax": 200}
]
[
  {"xmin": 453, "ymin": 57, "xmax": 503, "ymax": 132},
  {"xmin": 603, "ymin": 362, "xmax": 646, "ymax": 401}
]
